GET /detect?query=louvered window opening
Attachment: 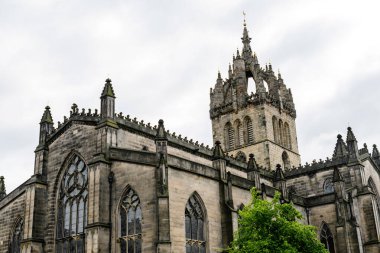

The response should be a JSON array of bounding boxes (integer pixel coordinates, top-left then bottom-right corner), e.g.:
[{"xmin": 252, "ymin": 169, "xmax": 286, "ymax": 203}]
[{"xmin": 246, "ymin": 118, "xmax": 254, "ymax": 144}]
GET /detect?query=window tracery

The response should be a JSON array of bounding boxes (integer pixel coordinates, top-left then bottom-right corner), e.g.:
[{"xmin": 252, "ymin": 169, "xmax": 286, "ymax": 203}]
[
  {"xmin": 56, "ymin": 155, "xmax": 88, "ymax": 253},
  {"xmin": 119, "ymin": 188, "xmax": 142, "ymax": 253},
  {"xmin": 9, "ymin": 218, "xmax": 23, "ymax": 253},
  {"xmin": 320, "ymin": 223, "xmax": 335, "ymax": 253},
  {"xmin": 185, "ymin": 194, "xmax": 206, "ymax": 253}
]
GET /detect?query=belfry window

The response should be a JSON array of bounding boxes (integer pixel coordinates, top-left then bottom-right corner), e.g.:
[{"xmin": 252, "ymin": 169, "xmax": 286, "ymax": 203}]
[
  {"xmin": 320, "ymin": 223, "xmax": 335, "ymax": 253},
  {"xmin": 119, "ymin": 188, "xmax": 142, "ymax": 253},
  {"xmin": 235, "ymin": 120, "xmax": 244, "ymax": 147},
  {"xmin": 185, "ymin": 194, "xmax": 206, "ymax": 253},
  {"xmin": 224, "ymin": 122, "xmax": 234, "ymax": 150},
  {"xmin": 9, "ymin": 218, "xmax": 23, "ymax": 253},
  {"xmin": 272, "ymin": 116, "xmax": 278, "ymax": 143},
  {"xmin": 244, "ymin": 117, "xmax": 254, "ymax": 144},
  {"xmin": 56, "ymin": 155, "xmax": 88, "ymax": 253}
]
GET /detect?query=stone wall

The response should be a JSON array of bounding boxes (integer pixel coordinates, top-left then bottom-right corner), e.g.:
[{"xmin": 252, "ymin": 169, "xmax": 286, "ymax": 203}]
[{"xmin": 0, "ymin": 186, "xmax": 26, "ymax": 252}]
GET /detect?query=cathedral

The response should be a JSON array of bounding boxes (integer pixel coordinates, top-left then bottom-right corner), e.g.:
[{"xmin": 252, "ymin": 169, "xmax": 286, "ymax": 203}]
[{"xmin": 0, "ymin": 20, "xmax": 380, "ymax": 253}]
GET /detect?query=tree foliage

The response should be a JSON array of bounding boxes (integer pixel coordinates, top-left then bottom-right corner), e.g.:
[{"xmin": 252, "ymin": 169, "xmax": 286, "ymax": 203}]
[{"xmin": 228, "ymin": 188, "xmax": 328, "ymax": 253}]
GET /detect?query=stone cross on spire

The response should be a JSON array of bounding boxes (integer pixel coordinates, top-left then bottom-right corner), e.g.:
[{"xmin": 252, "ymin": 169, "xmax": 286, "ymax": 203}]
[{"xmin": 241, "ymin": 12, "xmax": 252, "ymax": 59}]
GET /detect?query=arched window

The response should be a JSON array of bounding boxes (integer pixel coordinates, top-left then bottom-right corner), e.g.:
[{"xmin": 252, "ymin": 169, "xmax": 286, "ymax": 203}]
[
  {"xmin": 224, "ymin": 122, "xmax": 234, "ymax": 151},
  {"xmin": 56, "ymin": 155, "xmax": 88, "ymax": 253},
  {"xmin": 234, "ymin": 120, "xmax": 243, "ymax": 147},
  {"xmin": 279, "ymin": 119, "xmax": 284, "ymax": 146},
  {"xmin": 284, "ymin": 122, "xmax": 291, "ymax": 149},
  {"xmin": 272, "ymin": 116, "xmax": 278, "ymax": 143},
  {"xmin": 324, "ymin": 178, "xmax": 334, "ymax": 194},
  {"xmin": 244, "ymin": 117, "xmax": 254, "ymax": 144},
  {"xmin": 119, "ymin": 188, "xmax": 142, "ymax": 253},
  {"xmin": 368, "ymin": 178, "xmax": 380, "ymax": 226},
  {"xmin": 185, "ymin": 193, "xmax": 206, "ymax": 253},
  {"xmin": 320, "ymin": 223, "xmax": 335, "ymax": 253},
  {"xmin": 9, "ymin": 218, "xmax": 23, "ymax": 253},
  {"xmin": 282, "ymin": 151, "xmax": 290, "ymax": 170},
  {"xmin": 236, "ymin": 151, "xmax": 247, "ymax": 162}
]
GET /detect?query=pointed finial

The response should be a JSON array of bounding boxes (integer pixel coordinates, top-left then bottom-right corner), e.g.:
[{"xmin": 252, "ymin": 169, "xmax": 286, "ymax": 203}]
[
  {"xmin": 243, "ymin": 11, "xmax": 247, "ymax": 26},
  {"xmin": 346, "ymin": 127, "xmax": 357, "ymax": 142},
  {"xmin": 155, "ymin": 119, "xmax": 167, "ymax": 141},
  {"xmin": 101, "ymin": 78, "xmax": 116, "ymax": 98},
  {"xmin": 372, "ymin": 144, "xmax": 380, "ymax": 159},
  {"xmin": 236, "ymin": 48, "xmax": 240, "ymax": 58},
  {"xmin": 40, "ymin": 106, "xmax": 53, "ymax": 124},
  {"xmin": 0, "ymin": 176, "xmax": 5, "ymax": 199},
  {"xmin": 274, "ymin": 164, "xmax": 285, "ymax": 181},
  {"xmin": 332, "ymin": 167, "xmax": 344, "ymax": 182},
  {"xmin": 217, "ymin": 70, "xmax": 222, "ymax": 80},
  {"xmin": 247, "ymin": 154, "xmax": 258, "ymax": 171},
  {"xmin": 212, "ymin": 141, "xmax": 225, "ymax": 160}
]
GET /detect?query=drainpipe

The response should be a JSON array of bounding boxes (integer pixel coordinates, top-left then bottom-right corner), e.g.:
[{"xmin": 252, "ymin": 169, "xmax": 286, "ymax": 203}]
[{"xmin": 108, "ymin": 171, "xmax": 114, "ymax": 253}]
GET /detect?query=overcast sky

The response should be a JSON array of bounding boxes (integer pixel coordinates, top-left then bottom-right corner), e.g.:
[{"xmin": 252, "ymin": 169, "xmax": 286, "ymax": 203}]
[{"xmin": 1, "ymin": 0, "xmax": 380, "ymax": 193}]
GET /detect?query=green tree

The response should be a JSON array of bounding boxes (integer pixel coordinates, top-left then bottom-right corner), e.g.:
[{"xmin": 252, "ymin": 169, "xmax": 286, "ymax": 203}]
[{"xmin": 228, "ymin": 188, "xmax": 328, "ymax": 253}]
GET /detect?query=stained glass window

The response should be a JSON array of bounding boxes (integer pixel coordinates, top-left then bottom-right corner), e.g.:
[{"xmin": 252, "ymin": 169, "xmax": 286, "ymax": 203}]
[
  {"xmin": 119, "ymin": 188, "xmax": 142, "ymax": 253},
  {"xmin": 320, "ymin": 223, "xmax": 335, "ymax": 253},
  {"xmin": 324, "ymin": 178, "xmax": 334, "ymax": 194},
  {"xmin": 56, "ymin": 155, "xmax": 88, "ymax": 253},
  {"xmin": 9, "ymin": 219, "xmax": 23, "ymax": 253},
  {"xmin": 185, "ymin": 194, "xmax": 206, "ymax": 253}
]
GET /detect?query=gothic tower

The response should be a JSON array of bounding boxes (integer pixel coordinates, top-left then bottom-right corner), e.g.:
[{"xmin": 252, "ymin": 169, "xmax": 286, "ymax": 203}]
[{"xmin": 209, "ymin": 20, "xmax": 301, "ymax": 169}]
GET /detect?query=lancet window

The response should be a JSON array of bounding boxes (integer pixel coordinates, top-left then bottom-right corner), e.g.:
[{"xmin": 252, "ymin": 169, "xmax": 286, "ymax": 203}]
[
  {"xmin": 185, "ymin": 194, "xmax": 206, "ymax": 253},
  {"xmin": 56, "ymin": 155, "xmax": 88, "ymax": 253},
  {"xmin": 235, "ymin": 120, "xmax": 244, "ymax": 147},
  {"xmin": 284, "ymin": 122, "xmax": 291, "ymax": 149},
  {"xmin": 320, "ymin": 223, "xmax": 335, "ymax": 253},
  {"xmin": 224, "ymin": 122, "xmax": 234, "ymax": 150},
  {"xmin": 9, "ymin": 218, "xmax": 23, "ymax": 253},
  {"xmin": 244, "ymin": 117, "xmax": 254, "ymax": 144},
  {"xmin": 272, "ymin": 116, "xmax": 278, "ymax": 143},
  {"xmin": 119, "ymin": 188, "xmax": 142, "ymax": 253}
]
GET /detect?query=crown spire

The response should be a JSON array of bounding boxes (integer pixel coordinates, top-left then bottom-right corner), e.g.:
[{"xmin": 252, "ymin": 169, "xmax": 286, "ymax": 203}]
[{"xmin": 241, "ymin": 12, "xmax": 252, "ymax": 59}]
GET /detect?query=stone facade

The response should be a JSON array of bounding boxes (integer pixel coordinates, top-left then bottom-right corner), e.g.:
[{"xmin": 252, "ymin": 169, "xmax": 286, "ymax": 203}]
[{"xmin": 0, "ymin": 21, "xmax": 380, "ymax": 253}]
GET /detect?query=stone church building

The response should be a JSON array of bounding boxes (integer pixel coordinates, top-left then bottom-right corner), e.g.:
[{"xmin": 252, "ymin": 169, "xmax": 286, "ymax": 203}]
[{"xmin": 1, "ymin": 21, "xmax": 380, "ymax": 253}]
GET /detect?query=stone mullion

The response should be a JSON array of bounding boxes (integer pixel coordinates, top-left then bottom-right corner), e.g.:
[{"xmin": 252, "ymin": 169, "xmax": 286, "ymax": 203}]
[{"xmin": 371, "ymin": 196, "xmax": 380, "ymax": 241}]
